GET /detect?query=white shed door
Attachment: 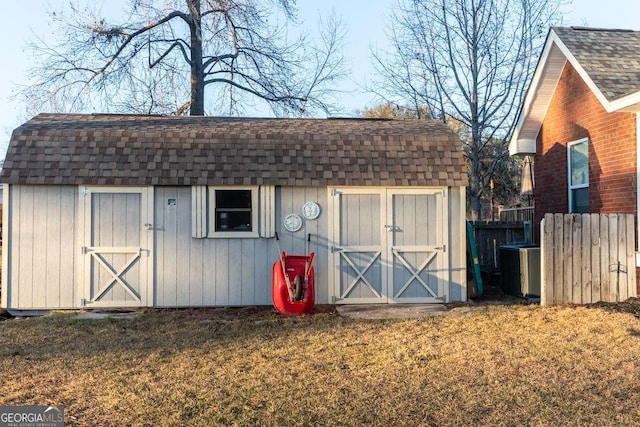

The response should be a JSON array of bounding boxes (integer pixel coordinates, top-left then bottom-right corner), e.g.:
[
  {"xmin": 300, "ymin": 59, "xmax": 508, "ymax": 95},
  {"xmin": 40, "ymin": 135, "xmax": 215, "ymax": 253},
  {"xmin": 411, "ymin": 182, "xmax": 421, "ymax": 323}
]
[
  {"xmin": 388, "ymin": 189, "xmax": 448, "ymax": 303},
  {"xmin": 81, "ymin": 187, "xmax": 153, "ymax": 307},
  {"xmin": 332, "ymin": 189, "xmax": 387, "ymax": 303},
  {"xmin": 331, "ymin": 188, "xmax": 448, "ymax": 304}
]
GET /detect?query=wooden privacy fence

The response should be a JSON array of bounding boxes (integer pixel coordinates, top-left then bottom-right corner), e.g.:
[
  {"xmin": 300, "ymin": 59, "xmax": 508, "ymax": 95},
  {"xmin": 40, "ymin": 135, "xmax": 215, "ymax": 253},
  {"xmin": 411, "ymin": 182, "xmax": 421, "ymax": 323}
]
[
  {"xmin": 541, "ymin": 213, "xmax": 637, "ymax": 306},
  {"xmin": 498, "ymin": 206, "xmax": 534, "ymax": 222},
  {"xmin": 471, "ymin": 221, "xmax": 526, "ymax": 273}
]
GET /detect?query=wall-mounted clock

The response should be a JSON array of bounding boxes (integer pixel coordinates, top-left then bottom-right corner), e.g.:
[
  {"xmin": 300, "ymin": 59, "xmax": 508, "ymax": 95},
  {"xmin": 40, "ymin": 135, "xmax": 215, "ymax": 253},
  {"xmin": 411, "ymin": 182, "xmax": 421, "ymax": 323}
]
[
  {"xmin": 284, "ymin": 214, "xmax": 303, "ymax": 232},
  {"xmin": 302, "ymin": 201, "xmax": 321, "ymax": 220}
]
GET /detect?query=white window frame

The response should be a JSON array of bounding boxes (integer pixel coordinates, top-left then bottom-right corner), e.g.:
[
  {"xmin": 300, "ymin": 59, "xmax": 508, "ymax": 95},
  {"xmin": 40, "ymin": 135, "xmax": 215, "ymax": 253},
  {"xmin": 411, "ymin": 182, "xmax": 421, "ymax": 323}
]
[
  {"xmin": 208, "ymin": 186, "xmax": 259, "ymax": 238},
  {"xmin": 567, "ymin": 138, "xmax": 589, "ymax": 213}
]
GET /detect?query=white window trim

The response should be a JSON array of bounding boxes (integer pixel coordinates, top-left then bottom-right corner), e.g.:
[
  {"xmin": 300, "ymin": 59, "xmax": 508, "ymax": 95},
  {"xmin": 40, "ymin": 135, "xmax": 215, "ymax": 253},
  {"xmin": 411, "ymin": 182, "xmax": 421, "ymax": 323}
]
[
  {"xmin": 567, "ymin": 138, "xmax": 589, "ymax": 213},
  {"xmin": 208, "ymin": 186, "xmax": 259, "ymax": 238}
]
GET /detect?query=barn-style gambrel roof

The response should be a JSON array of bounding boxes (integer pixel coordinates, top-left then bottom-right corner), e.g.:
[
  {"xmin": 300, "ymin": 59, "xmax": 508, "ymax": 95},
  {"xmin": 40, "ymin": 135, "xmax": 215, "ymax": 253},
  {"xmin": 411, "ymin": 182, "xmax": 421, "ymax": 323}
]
[
  {"xmin": 510, "ymin": 27, "xmax": 640, "ymax": 156},
  {"xmin": 1, "ymin": 113, "xmax": 467, "ymax": 187}
]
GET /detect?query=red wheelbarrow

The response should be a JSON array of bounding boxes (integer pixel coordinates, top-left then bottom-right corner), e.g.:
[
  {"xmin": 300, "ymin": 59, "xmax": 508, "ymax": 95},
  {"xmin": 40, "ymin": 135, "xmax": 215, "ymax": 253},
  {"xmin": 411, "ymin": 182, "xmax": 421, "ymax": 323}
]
[{"xmin": 272, "ymin": 233, "xmax": 315, "ymax": 315}]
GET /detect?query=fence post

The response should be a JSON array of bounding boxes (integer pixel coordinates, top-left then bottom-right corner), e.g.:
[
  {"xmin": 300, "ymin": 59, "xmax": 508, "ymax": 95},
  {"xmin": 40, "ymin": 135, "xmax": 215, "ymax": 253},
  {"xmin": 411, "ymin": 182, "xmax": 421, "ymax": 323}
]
[
  {"xmin": 541, "ymin": 215, "xmax": 553, "ymax": 306},
  {"xmin": 590, "ymin": 214, "xmax": 601, "ymax": 302},
  {"xmin": 540, "ymin": 217, "xmax": 547, "ymax": 305},
  {"xmin": 581, "ymin": 214, "xmax": 592, "ymax": 304},
  {"xmin": 625, "ymin": 214, "xmax": 637, "ymax": 298}
]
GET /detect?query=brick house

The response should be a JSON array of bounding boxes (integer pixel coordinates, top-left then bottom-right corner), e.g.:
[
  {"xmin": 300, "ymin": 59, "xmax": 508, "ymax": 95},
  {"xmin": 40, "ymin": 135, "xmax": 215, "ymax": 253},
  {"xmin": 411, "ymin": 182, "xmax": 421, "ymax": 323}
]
[{"xmin": 510, "ymin": 27, "xmax": 640, "ymax": 238}]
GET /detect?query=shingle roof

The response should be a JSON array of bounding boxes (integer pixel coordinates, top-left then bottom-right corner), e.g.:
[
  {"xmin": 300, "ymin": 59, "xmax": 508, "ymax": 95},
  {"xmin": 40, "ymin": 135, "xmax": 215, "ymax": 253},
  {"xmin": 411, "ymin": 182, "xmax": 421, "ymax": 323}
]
[
  {"xmin": 0, "ymin": 113, "xmax": 467, "ymax": 187},
  {"xmin": 553, "ymin": 27, "xmax": 640, "ymax": 101}
]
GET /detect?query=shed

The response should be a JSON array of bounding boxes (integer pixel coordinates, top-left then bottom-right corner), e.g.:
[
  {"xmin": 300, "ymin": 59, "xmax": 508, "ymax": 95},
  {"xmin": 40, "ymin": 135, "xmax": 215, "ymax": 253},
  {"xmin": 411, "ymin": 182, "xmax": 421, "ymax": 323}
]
[{"xmin": 0, "ymin": 113, "xmax": 468, "ymax": 312}]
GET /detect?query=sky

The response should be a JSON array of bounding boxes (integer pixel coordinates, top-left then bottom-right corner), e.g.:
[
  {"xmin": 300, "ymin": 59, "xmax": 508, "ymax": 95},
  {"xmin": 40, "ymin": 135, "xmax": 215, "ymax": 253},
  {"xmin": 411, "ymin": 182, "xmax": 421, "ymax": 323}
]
[{"xmin": 1, "ymin": 0, "xmax": 639, "ymax": 157}]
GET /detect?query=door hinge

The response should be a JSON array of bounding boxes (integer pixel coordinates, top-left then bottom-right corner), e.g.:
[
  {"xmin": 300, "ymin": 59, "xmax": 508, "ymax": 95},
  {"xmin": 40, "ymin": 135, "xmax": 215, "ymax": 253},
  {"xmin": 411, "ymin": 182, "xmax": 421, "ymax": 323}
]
[
  {"xmin": 82, "ymin": 188, "xmax": 91, "ymax": 196},
  {"xmin": 330, "ymin": 188, "xmax": 341, "ymax": 197},
  {"xmin": 331, "ymin": 246, "xmax": 343, "ymax": 253}
]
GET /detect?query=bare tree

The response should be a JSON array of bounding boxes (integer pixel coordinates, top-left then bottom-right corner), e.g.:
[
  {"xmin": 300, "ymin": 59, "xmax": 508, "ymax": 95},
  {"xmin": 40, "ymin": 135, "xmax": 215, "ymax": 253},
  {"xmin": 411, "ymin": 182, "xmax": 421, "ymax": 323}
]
[
  {"xmin": 356, "ymin": 102, "xmax": 427, "ymax": 119},
  {"xmin": 372, "ymin": 0, "xmax": 563, "ymax": 220},
  {"xmin": 20, "ymin": 0, "xmax": 347, "ymax": 117}
]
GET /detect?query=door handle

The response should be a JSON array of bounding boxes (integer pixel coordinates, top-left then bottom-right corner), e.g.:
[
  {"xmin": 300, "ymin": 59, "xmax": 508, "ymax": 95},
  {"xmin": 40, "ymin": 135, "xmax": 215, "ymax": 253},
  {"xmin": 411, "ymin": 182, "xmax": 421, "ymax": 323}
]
[
  {"xmin": 384, "ymin": 225, "xmax": 399, "ymax": 232},
  {"xmin": 144, "ymin": 223, "xmax": 154, "ymax": 230}
]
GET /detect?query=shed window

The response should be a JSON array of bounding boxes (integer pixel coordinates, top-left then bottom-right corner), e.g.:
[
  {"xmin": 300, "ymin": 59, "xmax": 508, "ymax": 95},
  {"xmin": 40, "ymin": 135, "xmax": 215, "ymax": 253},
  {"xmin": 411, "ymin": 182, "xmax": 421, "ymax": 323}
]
[
  {"xmin": 215, "ymin": 189, "xmax": 253, "ymax": 232},
  {"xmin": 568, "ymin": 138, "xmax": 589, "ymax": 213},
  {"xmin": 191, "ymin": 185, "xmax": 275, "ymax": 238}
]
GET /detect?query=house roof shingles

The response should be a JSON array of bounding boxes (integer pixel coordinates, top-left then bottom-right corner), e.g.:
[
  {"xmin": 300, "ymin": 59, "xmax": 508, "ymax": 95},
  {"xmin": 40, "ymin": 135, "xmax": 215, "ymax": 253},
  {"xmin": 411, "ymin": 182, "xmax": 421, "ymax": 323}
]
[
  {"xmin": 554, "ymin": 27, "xmax": 640, "ymax": 101},
  {"xmin": 0, "ymin": 113, "xmax": 467, "ymax": 187}
]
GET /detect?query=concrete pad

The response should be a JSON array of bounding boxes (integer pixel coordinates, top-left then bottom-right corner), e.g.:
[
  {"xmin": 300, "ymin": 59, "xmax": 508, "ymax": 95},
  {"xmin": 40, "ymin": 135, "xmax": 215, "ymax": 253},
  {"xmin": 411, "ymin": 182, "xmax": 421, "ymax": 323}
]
[
  {"xmin": 72, "ymin": 310, "xmax": 141, "ymax": 320},
  {"xmin": 336, "ymin": 304, "xmax": 448, "ymax": 320}
]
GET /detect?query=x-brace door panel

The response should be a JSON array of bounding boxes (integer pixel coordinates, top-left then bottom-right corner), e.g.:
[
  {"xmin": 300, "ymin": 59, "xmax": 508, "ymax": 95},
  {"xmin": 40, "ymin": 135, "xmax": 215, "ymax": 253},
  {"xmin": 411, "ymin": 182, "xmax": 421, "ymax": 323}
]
[
  {"xmin": 338, "ymin": 249, "xmax": 383, "ymax": 300},
  {"xmin": 86, "ymin": 247, "xmax": 142, "ymax": 302},
  {"xmin": 391, "ymin": 248, "xmax": 444, "ymax": 302}
]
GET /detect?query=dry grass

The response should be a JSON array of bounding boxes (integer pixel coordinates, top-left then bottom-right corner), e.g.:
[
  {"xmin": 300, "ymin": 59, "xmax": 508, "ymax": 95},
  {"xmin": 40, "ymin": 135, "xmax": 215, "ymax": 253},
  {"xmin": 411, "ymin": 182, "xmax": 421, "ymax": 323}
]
[{"xmin": 1, "ymin": 302, "xmax": 640, "ymax": 426}]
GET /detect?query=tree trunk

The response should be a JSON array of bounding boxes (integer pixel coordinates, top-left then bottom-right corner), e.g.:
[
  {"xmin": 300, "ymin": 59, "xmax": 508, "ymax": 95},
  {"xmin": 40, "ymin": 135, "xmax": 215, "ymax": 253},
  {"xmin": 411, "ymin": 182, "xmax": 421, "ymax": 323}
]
[
  {"xmin": 188, "ymin": 0, "xmax": 205, "ymax": 115},
  {"xmin": 469, "ymin": 182, "xmax": 482, "ymax": 221}
]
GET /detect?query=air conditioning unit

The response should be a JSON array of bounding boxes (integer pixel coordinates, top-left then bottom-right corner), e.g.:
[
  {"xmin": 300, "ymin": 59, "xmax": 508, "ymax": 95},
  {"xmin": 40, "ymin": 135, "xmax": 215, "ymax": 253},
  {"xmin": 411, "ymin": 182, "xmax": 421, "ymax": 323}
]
[{"xmin": 499, "ymin": 244, "xmax": 540, "ymax": 299}]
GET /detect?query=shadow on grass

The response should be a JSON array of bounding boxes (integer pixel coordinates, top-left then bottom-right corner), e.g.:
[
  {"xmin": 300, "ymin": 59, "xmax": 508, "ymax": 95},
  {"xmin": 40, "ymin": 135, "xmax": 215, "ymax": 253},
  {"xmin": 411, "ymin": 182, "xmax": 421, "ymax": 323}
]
[
  {"xmin": 0, "ymin": 305, "xmax": 351, "ymax": 362},
  {"xmin": 448, "ymin": 279, "xmax": 536, "ymax": 310},
  {"xmin": 588, "ymin": 297, "xmax": 640, "ymax": 318}
]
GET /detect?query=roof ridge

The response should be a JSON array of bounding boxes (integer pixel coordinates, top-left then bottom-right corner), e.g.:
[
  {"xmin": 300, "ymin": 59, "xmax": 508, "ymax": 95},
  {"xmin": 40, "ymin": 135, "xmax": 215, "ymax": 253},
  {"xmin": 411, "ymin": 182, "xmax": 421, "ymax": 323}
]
[
  {"xmin": 24, "ymin": 113, "xmax": 448, "ymax": 128},
  {"xmin": 553, "ymin": 26, "xmax": 636, "ymax": 33}
]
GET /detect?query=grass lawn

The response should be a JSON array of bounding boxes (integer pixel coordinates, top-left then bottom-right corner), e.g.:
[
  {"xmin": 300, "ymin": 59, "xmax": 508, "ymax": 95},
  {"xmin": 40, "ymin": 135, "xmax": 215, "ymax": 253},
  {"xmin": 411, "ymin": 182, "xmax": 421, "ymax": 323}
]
[{"xmin": 1, "ymin": 301, "xmax": 640, "ymax": 426}]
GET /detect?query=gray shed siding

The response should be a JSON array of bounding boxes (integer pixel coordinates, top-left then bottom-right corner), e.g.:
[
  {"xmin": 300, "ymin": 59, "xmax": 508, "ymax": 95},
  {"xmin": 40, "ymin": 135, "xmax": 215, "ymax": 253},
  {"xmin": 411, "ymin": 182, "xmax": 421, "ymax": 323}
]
[
  {"xmin": 2, "ymin": 185, "xmax": 77, "ymax": 309},
  {"xmin": 154, "ymin": 186, "xmax": 329, "ymax": 306},
  {"xmin": 448, "ymin": 186, "xmax": 467, "ymax": 301}
]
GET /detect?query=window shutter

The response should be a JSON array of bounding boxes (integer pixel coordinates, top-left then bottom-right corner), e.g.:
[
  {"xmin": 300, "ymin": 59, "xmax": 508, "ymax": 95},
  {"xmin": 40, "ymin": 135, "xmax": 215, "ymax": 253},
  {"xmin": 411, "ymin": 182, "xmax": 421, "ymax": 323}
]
[
  {"xmin": 191, "ymin": 186, "xmax": 208, "ymax": 238},
  {"xmin": 259, "ymin": 185, "xmax": 276, "ymax": 238}
]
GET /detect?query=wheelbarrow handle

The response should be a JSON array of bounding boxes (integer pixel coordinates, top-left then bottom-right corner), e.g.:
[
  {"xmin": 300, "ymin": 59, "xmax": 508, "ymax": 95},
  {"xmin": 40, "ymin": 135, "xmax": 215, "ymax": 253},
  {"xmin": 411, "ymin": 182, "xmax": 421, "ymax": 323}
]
[{"xmin": 304, "ymin": 252, "xmax": 315, "ymax": 283}]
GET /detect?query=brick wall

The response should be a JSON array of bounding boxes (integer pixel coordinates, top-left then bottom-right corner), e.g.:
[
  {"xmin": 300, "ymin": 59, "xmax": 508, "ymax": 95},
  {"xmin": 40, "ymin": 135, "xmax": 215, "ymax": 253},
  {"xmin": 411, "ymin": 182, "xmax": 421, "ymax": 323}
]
[{"xmin": 535, "ymin": 62, "xmax": 637, "ymax": 229}]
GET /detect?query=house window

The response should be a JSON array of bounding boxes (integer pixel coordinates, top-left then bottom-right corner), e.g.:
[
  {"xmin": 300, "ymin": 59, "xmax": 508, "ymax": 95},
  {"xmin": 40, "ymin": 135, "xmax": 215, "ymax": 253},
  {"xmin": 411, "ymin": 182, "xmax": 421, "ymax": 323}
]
[{"xmin": 568, "ymin": 138, "xmax": 589, "ymax": 213}]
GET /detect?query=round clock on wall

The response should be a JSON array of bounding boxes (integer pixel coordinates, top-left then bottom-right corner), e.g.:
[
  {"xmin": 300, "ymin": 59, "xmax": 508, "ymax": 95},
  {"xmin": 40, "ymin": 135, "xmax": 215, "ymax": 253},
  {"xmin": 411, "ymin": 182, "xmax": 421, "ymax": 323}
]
[
  {"xmin": 302, "ymin": 201, "xmax": 321, "ymax": 220},
  {"xmin": 284, "ymin": 214, "xmax": 303, "ymax": 232}
]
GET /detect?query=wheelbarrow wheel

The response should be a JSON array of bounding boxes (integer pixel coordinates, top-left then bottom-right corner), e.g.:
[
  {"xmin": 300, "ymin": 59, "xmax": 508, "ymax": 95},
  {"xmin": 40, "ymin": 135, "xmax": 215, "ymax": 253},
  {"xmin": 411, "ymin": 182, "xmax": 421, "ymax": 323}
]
[{"xmin": 293, "ymin": 275, "xmax": 304, "ymax": 301}]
